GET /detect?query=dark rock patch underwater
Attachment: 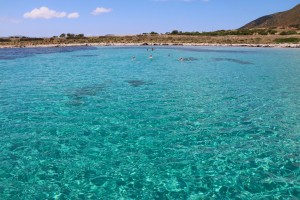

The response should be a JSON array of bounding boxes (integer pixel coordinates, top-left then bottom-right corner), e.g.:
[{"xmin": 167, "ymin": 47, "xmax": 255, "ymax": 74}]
[
  {"xmin": 0, "ymin": 46, "xmax": 97, "ymax": 60},
  {"xmin": 125, "ymin": 80, "xmax": 153, "ymax": 87},
  {"xmin": 213, "ymin": 58, "xmax": 253, "ymax": 65},
  {"xmin": 67, "ymin": 83, "xmax": 105, "ymax": 106}
]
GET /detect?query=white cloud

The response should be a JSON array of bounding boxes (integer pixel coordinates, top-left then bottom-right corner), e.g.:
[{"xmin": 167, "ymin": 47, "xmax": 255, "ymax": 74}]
[
  {"xmin": 67, "ymin": 12, "xmax": 80, "ymax": 19},
  {"xmin": 24, "ymin": 7, "xmax": 80, "ymax": 19},
  {"xmin": 91, "ymin": 7, "xmax": 112, "ymax": 15},
  {"xmin": 24, "ymin": 7, "xmax": 66, "ymax": 19}
]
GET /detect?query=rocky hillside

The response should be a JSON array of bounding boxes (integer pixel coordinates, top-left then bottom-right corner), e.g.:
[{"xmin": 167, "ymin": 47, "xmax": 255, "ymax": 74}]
[{"xmin": 241, "ymin": 4, "xmax": 300, "ymax": 29}]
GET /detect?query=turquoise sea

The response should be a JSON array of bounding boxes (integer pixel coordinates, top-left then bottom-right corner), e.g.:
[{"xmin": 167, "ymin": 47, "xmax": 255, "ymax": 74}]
[{"xmin": 0, "ymin": 46, "xmax": 299, "ymax": 199}]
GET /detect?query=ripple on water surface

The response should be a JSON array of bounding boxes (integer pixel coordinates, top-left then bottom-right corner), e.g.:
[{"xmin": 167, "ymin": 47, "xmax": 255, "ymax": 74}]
[{"xmin": 0, "ymin": 46, "xmax": 299, "ymax": 199}]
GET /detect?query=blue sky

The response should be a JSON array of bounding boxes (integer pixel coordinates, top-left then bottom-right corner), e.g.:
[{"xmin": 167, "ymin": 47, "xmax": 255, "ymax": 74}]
[{"xmin": 0, "ymin": 0, "xmax": 299, "ymax": 37}]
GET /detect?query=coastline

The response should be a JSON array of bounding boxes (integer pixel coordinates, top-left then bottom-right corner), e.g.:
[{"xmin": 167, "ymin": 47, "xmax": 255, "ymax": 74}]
[{"xmin": 1, "ymin": 42, "xmax": 300, "ymax": 49}]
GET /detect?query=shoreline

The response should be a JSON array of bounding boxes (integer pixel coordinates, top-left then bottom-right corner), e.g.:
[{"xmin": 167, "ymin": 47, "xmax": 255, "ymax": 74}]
[{"xmin": 0, "ymin": 42, "xmax": 300, "ymax": 49}]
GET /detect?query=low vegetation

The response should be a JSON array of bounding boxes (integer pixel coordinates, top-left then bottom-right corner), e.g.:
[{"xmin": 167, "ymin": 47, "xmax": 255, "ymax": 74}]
[
  {"xmin": 19, "ymin": 38, "xmax": 44, "ymax": 41},
  {"xmin": 167, "ymin": 29, "xmax": 279, "ymax": 36},
  {"xmin": 274, "ymin": 37, "xmax": 300, "ymax": 43},
  {"xmin": 0, "ymin": 38, "xmax": 10, "ymax": 42},
  {"xmin": 0, "ymin": 30, "xmax": 299, "ymax": 47},
  {"xmin": 279, "ymin": 30, "xmax": 298, "ymax": 35},
  {"xmin": 60, "ymin": 33, "xmax": 85, "ymax": 39}
]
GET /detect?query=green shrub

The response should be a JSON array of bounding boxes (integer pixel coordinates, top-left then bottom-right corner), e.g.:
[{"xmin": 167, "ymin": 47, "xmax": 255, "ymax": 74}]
[
  {"xmin": 267, "ymin": 29, "xmax": 277, "ymax": 35},
  {"xmin": 274, "ymin": 38, "xmax": 300, "ymax": 43},
  {"xmin": 289, "ymin": 24, "xmax": 300, "ymax": 29},
  {"xmin": 0, "ymin": 38, "xmax": 11, "ymax": 42},
  {"xmin": 20, "ymin": 38, "xmax": 44, "ymax": 41},
  {"xmin": 280, "ymin": 30, "xmax": 297, "ymax": 35}
]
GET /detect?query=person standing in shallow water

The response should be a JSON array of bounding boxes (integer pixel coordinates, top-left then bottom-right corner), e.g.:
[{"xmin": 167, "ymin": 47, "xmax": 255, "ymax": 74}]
[{"xmin": 149, "ymin": 55, "xmax": 153, "ymax": 59}]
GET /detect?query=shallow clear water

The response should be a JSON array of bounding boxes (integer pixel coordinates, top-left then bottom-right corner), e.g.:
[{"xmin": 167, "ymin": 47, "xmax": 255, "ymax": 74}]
[{"xmin": 0, "ymin": 46, "xmax": 299, "ymax": 199}]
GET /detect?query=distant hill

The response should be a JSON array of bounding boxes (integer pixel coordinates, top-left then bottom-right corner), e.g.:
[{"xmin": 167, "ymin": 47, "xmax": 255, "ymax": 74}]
[{"xmin": 241, "ymin": 4, "xmax": 300, "ymax": 29}]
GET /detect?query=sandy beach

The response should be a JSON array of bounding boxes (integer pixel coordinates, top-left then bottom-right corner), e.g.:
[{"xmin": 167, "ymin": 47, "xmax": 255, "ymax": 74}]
[{"xmin": 1, "ymin": 42, "xmax": 300, "ymax": 49}]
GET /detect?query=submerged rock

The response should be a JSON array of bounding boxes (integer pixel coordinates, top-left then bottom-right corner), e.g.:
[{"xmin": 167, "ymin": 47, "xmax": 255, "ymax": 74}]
[
  {"xmin": 91, "ymin": 176, "xmax": 109, "ymax": 186},
  {"xmin": 72, "ymin": 55, "xmax": 99, "ymax": 58},
  {"xmin": 67, "ymin": 83, "xmax": 105, "ymax": 106},
  {"xmin": 125, "ymin": 80, "xmax": 152, "ymax": 87},
  {"xmin": 179, "ymin": 57, "xmax": 199, "ymax": 61},
  {"xmin": 213, "ymin": 58, "xmax": 253, "ymax": 65},
  {"xmin": 73, "ymin": 83, "xmax": 105, "ymax": 98}
]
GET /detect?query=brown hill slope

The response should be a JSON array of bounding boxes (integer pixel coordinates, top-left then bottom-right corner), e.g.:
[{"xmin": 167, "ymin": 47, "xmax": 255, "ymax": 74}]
[{"xmin": 241, "ymin": 4, "xmax": 300, "ymax": 29}]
